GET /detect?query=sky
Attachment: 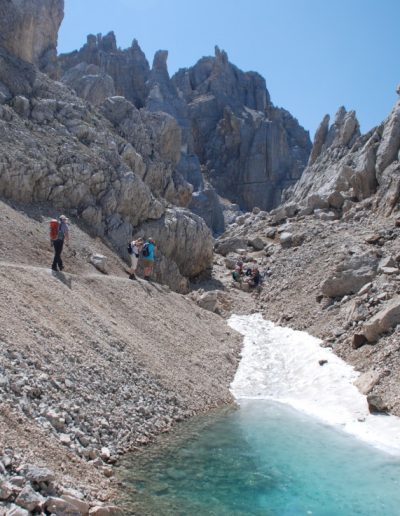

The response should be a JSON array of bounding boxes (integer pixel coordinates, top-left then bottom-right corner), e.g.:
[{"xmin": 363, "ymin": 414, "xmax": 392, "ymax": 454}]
[{"xmin": 58, "ymin": 0, "xmax": 400, "ymax": 139}]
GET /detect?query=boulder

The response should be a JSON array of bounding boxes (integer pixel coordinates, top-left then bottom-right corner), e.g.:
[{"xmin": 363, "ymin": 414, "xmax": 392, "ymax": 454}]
[
  {"xmin": 197, "ymin": 291, "xmax": 219, "ymax": 313},
  {"xmin": 5, "ymin": 504, "xmax": 29, "ymax": 516},
  {"xmin": 361, "ymin": 296, "xmax": 400, "ymax": 342},
  {"xmin": 90, "ymin": 254, "xmax": 108, "ymax": 274},
  {"xmin": 214, "ymin": 237, "xmax": 247, "ymax": 256},
  {"xmin": 378, "ymin": 256, "xmax": 397, "ymax": 274},
  {"xmin": 367, "ymin": 394, "xmax": 388, "ymax": 414},
  {"xmin": 280, "ymin": 232, "xmax": 293, "ymax": 248},
  {"xmin": 352, "ymin": 333, "xmax": 367, "ymax": 349},
  {"xmin": 45, "ymin": 496, "xmax": 82, "ymax": 515},
  {"xmin": 321, "ymin": 254, "xmax": 378, "ymax": 298},
  {"xmin": 280, "ymin": 231, "xmax": 304, "ymax": 249},
  {"xmin": 307, "ymin": 194, "xmax": 329, "ymax": 210},
  {"xmin": 327, "ymin": 191, "xmax": 345, "ymax": 209},
  {"xmin": 15, "ymin": 484, "xmax": 45, "ymax": 512},
  {"xmin": 248, "ymin": 236, "xmax": 265, "ymax": 251},
  {"xmin": 321, "ymin": 268, "xmax": 376, "ymax": 298},
  {"xmin": 354, "ymin": 371, "xmax": 380, "ymax": 395},
  {"xmin": 135, "ymin": 208, "xmax": 213, "ymax": 291},
  {"xmin": 22, "ymin": 465, "xmax": 55, "ymax": 484},
  {"xmin": 0, "ymin": 480, "xmax": 14, "ymax": 501},
  {"xmin": 61, "ymin": 494, "xmax": 90, "ymax": 515}
]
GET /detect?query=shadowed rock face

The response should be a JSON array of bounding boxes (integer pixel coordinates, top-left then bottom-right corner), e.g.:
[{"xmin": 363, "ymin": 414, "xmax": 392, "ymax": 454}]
[
  {"xmin": 172, "ymin": 47, "xmax": 312, "ymax": 212},
  {"xmin": 0, "ymin": 0, "xmax": 64, "ymax": 77}
]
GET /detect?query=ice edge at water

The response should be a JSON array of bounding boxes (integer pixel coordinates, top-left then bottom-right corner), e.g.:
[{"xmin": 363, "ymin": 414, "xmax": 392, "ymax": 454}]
[{"xmin": 229, "ymin": 313, "xmax": 400, "ymax": 456}]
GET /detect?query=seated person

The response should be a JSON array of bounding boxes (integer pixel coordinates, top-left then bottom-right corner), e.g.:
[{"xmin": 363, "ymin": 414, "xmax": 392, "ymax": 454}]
[
  {"xmin": 247, "ymin": 265, "xmax": 261, "ymax": 288},
  {"xmin": 232, "ymin": 260, "xmax": 244, "ymax": 282}
]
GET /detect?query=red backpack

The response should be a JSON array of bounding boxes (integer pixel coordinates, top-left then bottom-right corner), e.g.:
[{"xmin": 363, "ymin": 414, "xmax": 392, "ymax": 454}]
[{"xmin": 49, "ymin": 219, "xmax": 59, "ymax": 241}]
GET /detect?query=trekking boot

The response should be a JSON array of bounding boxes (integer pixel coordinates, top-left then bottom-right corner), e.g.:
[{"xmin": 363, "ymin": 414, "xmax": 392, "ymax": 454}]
[
  {"xmin": 129, "ymin": 273, "xmax": 136, "ymax": 280},
  {"xmin": 144, "ymin": 276, "xmax": 150, "ymax": 281}
]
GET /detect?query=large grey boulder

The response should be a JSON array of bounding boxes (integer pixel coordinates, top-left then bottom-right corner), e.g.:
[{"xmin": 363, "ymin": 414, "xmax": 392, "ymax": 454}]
[
  {"xmin": 214, "ymin": 237, "xmax": 247, "ymax": 256},
  {"xmin": 361, "ymin": 296, "xmax": 400, "ymax": 343},
  {"xmin": 133, "ymin": 208, "xmax": 213, "ymax": 291},
  {"xmin": 321, "ymin": 253, "xmax": 378, "ymax": 297}
]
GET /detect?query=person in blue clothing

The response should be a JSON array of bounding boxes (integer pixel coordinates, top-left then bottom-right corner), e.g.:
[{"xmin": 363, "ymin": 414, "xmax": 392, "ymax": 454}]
[{"xmin": 142, "ymin": 237, "xmax": 157, "ymax": 281}]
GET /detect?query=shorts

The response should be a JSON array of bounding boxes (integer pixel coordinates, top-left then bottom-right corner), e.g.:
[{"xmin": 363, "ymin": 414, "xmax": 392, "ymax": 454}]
[
  {"xmin": 130, "ymin": 254, "xmax": 139, "ymax": 270},
  {"xmin": 142, "ymin": 258, "xmax": 154, "ymax": 266}
]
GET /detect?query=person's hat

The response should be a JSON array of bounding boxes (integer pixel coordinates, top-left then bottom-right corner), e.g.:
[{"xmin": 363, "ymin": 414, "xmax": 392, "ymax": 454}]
[
  {"xmin": 59, "ymin": 214, "xmax": 68, "ymax": 221},
  {"xmin": 148, "ymin": 237, "xmax": 155, "ymax": 243}
]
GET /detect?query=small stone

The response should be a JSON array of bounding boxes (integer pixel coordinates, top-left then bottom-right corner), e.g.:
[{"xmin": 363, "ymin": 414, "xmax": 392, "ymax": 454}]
[
  {"xmin": 61, "ymin": 494, "xmax": 90, "ymax": 514},
  {"xmin": 318, "ymin": 360, "xmax": 328, "ymax": 366},
  {"xmin": 0, "ymin": 480, "xmax": 14, "ymax": 501},
  {"xmin": 352, "ymin": 334, "xmax": 367, "ymax": 349},
  {"xmin": 103, "ymin": 467, "xmax": 113, "ymax": 478},
  {"xmin": 60, "ymin": 433, "xmax": 72, "ymax": 446},
  {"xmin": 367, "ymin": 394, "xmax": 388, "ymax": 414},
  {"xmin": 100, "ymin": 447, "xmax": 111, "ymax": 461},
  {"xmin": 5, "ymin": 504, "xmax": 30, "ymax": 516}
]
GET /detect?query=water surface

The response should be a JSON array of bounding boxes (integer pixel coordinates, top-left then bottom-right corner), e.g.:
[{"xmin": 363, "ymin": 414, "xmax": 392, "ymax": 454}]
[
  {"xmin": 120, "ymin": 314, "xmax": 400, "ymax": 514},
  {"xmin": 120, "ymin": 400, "xmax": 400, "ymax": 515}
]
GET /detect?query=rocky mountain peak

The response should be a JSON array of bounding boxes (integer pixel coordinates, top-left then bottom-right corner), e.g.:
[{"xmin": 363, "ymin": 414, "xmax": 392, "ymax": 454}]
[
  {"xmin": 214, "ymin": 45, "xmax": 229, "ymax": 66},
  {"xmin": 309, "ymin": 107, "xmax": 360, "ymax": 166},
  {"xmin": 152, "ymin": 49, "xmax": 169, "ymax": 75}
]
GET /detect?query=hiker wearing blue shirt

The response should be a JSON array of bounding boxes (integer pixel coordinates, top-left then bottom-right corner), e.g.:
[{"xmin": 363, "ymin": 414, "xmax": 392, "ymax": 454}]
[{"xmin": 142, "ymin": 237, "xmax": 157, "ymax": 281}]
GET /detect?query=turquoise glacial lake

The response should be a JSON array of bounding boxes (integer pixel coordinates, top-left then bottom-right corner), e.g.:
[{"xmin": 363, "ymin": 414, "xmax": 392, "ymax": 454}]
[{"xmin": 120, "ymin": 399, "xmax": 400, "ymax": 515}]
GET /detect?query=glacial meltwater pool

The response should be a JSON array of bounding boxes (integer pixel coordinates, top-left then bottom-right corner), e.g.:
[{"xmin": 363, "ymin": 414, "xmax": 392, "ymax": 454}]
[{"xmin": 120, "ymin": 315, "xmax": 400, "ymax": 515}]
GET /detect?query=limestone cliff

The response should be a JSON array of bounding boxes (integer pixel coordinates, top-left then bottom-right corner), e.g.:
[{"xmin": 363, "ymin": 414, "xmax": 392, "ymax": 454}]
[
  {"xmin": 0, "ymin": 0, "xmax": 64, "ymax": 77},
  {"xmin": 59, "ymin": 38, "xmax": 312, "ymax": 233},
  {"xmin": 0, "ymin": 2, "xmax": 211, "ymax": 292},
  {"xmin": 285, "ymin": 98, "xmax": 400, "ymax": 217},
  {"xmin": 173, "ymin": 47, "xmax": 311, "ymax": 213}
]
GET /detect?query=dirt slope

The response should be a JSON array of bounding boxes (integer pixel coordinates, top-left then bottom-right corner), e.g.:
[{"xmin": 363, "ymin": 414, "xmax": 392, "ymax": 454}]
[{"xmin": 0, "ymin": 198, "xmax": 241, "ymax": 502}]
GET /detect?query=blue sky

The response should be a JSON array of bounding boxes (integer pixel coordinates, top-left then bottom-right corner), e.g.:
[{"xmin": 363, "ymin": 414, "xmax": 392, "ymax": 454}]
[{"xmin": 59, "ymin": 0, "xmax": 400, "ymax": 139}]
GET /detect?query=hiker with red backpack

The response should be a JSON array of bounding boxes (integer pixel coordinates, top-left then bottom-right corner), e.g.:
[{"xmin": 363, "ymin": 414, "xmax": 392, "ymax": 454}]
[{"xmin": 49, "ymin": 215, "xmax": 69, "ymax": 272}]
